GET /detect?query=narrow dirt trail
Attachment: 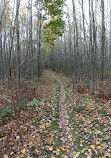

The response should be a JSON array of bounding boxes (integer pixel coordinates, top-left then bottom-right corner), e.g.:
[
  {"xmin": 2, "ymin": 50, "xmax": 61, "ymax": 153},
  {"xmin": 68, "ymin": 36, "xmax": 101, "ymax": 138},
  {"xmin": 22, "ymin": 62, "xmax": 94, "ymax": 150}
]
[
  {"xmin": 1, "ymin": 70, "xmax": 111, "ymax": 158},
  {"xmin": 58, "ymin": 80, "xmax": 77, "ymax": 157}
]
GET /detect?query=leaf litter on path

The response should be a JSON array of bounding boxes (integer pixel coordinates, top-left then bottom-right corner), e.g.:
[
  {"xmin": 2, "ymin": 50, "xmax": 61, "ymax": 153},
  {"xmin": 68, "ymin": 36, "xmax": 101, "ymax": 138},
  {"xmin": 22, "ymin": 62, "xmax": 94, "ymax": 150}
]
[{"xmin": 0, "ymin": 70, "xmax": 111, "ymax": 157}]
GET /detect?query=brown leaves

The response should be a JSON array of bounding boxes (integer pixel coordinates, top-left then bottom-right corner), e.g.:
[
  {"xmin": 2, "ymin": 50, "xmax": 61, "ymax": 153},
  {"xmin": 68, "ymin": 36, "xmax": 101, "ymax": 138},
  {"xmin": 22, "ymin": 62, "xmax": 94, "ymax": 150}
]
[
  {"xmin": 4, "ymin": 154, "xmax": 8, "ymax": 158},
  {"xmin": 0, "ymin": 70, "xmax": 111, "ymax": 157}
]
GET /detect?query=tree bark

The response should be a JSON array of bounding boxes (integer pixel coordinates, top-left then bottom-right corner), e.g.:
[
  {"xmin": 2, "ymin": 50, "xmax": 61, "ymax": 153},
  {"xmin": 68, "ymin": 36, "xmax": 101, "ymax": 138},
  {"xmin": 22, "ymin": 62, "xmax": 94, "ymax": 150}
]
[
  {"xmin": 101, "ymin": 0, "xmax": 105, "ymax": 81},
  {"xmin": 37, "ymin": 0, "xmax": 42, "ymax": 81},
  {"xmin": 16, "ymin": 0, "xmax": 21, "ymax": 90}
]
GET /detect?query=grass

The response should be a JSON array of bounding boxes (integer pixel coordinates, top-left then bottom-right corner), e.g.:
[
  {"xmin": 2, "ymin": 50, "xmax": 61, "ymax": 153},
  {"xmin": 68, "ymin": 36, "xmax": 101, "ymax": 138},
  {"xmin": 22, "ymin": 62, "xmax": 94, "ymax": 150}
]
[
  {"xmin": 73, "ymin": 104, "xmax": 84, "ymax": 112},
  {"xmin": 98, "ymin": 109, "xmax": 107, "ymax": 115},
  {"xmin": 54, "ymin": 136, "xmax": 62, "ymax": 147},
  {"xmin": 54, "ymin": 84, "xmax": 60, "ymax": 119},
  {"xmin": 0, "ymin": 70, "xmax": 111, "ymax": 158},
  {"xmin": 51, "ymin": 120, "xmax": 59, "ymax": 130}
]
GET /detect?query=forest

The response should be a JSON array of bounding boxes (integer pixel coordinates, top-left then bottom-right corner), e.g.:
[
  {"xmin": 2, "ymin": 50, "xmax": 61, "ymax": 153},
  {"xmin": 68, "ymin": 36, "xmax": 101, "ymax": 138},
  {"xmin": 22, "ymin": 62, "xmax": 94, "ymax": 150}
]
[{"xmin": 0, "ymin": 0, "xmax": 111, "ymax": 157}]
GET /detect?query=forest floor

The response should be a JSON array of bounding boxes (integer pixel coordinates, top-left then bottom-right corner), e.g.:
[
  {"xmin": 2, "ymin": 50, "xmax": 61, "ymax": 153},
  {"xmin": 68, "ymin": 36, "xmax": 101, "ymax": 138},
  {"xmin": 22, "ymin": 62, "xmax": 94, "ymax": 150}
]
[{"xmin": 0, "ymin": 70, "xmax": 111, "ymax": 158}]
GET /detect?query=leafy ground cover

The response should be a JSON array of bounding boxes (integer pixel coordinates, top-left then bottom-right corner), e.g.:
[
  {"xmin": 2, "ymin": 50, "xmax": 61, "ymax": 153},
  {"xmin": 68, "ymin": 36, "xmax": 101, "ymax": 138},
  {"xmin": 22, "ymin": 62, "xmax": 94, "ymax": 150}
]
[
  {"xmin": 0, "ymin": 70, "xmax": 111, "ymax": 158},
  {"xmin": 65, "ymin": 90, "xmax": 111, "ymax": 157}
]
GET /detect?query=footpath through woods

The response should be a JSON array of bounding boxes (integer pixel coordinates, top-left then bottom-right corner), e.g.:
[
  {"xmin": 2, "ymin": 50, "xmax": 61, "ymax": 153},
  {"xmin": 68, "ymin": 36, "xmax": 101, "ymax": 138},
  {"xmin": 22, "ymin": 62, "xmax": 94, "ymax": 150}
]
[
  {"xmin": 0, "ymin": 70, "xmax": 111, "ymax": 158},
  {"xmin": 58, "ymin": 80, "xmax": 77, "ymax": 157}
]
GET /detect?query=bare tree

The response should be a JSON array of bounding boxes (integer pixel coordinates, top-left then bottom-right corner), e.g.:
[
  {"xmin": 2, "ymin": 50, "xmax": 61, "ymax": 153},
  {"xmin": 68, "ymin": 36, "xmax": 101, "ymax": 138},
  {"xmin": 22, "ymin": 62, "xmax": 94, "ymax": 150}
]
[
  {"xmin": 37, "ymin": 0, "xmax": 42, "ymax": 81},
  {"xmin": 16, "ymin": 0, "xmax": 21, "ymax": 89},
  {"xmin": 101, "ymin": 0, "xmax": 105, "ymax": 81}
]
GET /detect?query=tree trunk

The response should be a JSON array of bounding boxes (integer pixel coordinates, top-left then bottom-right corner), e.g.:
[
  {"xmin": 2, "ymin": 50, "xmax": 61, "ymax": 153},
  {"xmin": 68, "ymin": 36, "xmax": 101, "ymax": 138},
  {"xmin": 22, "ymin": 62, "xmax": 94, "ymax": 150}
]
[
  {"xmin": 101, "ymin": 0, "xmax": 105, "ymax": 81},
  {"xmin": 72, "ymin": 0, "xmax": 77, "ymax": 77},
  {"xmin": 37, "ymin": 0, "xmax": 42, "ymax": 81},
  {"xmin": 16, "ymin": 0, "xmax": 21, "ymax": 90}
]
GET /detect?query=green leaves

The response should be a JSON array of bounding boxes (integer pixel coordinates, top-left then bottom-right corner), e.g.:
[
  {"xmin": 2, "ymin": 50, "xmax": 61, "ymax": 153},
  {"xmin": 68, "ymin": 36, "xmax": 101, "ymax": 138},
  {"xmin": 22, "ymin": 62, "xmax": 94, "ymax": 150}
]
[
  {"xmin": 0, "ymin": 70, "xmax": 111, "ymax": 157},
  {"xmin": 43, "ymin": 0, "xmax": 65, "ymax": 47},
  {"xmin": 43, "ymin": 16, "xmax": 65, "ymax": 52},
  {"xmin": 0, "ymin": 105, "xmax": 14, "ymax": 117},
  {"xmin": 45, "ymin": 17, "xmax": 65, "ymax": 36},
  {"xmin": 51, "ymin": 120, "xmax": 59, "ymax": 130},
  {"xmin": 82, "ymin": 97, "xmax": 96, "ymax": 104},
  {"xmin": 28, "ymin": 98, "xmax": 44, "ymax": 106},
  {"xmin": 73, "ymin": 104, "xmax": 84, "ymax": 112},
  {"xmin": 44, "ymin": 0, "xmax": 64, "ymax": 16}
]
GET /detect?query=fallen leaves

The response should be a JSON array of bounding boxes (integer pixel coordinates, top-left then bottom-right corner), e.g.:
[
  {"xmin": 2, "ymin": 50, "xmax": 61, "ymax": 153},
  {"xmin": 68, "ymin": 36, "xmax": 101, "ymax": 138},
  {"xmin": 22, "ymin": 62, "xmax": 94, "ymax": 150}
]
[
  {"xmin": 51, "ymin": 155, "xmax": 56, "ymax": 158},
  {"xmin": 61, "ymin": 147, "xmax": 65, "ymax": 151},
  {"xmin": 66, "ymin": 79, "xmax": 111, "ymax": 157},
  {"xmin": 29, "ymin": 141, "xmax": 33, "ymax": 146},
  {"xmin": 39, "ymin": 124, "xmax": 45, "ymax": 129},
  {"xmin": 0, "ymin": 70, "xmax": 111, "ymax": 157},
  {"xmin": 56, "ymin": 148, "xmax": 61, "ymax": 155},
  {"xmin": 49, "ymin": 146, "xmax": 53, "ymax": 151},
  {"xmin": 90, "ymin": 145, "xmax": 95, "ymax": 149},
  {"xmin": 35, "ymin": 148, "xmax": 39, "ymax": 153},
  {"xmin": 97, "ymin": 145, "xmax": 102, "ymax": 150},
  {"xmin": 73, "ymin": 151, "xmax": 77, "ymax": 155},
  {"xmin": 4, "ymin": 154, "xmax": 8, "ymax": 158},
  {"xmin": 16, "ymin": 135, "xmax": 20, "ymax": 140},
  {"xmin": 21, "ymin": 148, "xmax": 26, "ymax": 154},
  {"xmin": 105, "ymin": 152, "xmax": 111, "ymax": 157}
]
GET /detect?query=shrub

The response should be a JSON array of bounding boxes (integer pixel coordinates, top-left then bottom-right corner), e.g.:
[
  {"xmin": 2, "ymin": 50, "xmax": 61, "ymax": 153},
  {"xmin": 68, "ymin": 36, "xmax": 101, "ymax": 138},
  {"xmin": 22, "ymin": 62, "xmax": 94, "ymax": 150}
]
[
  {"xmin": 96, "ymin": 81, "xmax": 111, "ymax": 100},
  {"xmin": 73, "ymin": 104, "xmax": 84, "ymax": 112},
  {"xmin": 76, "ymin": 82, "xmax": 90, "ymax": 94}
]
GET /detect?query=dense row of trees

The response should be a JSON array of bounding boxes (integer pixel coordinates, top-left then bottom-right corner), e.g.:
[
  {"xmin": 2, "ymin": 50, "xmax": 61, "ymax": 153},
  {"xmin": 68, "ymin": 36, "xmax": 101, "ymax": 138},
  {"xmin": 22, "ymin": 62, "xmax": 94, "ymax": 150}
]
[
  {"xmin": 0, "ymin": 0, "xmax": 65, "ymax": 89},
  {"xmin": 45, "ymin": 0, "xmax": 111, "ymax": 93},
  {"xmin": 0, "ymin": 0, "xmax": 111, "ymax": 92}
]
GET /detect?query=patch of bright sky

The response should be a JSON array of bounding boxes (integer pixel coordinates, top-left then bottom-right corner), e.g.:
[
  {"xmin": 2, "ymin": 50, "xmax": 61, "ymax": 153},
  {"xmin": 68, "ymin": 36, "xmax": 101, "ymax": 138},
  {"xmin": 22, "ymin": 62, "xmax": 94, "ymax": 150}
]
[{"xmin": 10, "ymin": 0, "xmax": 110, "ymax": 30}]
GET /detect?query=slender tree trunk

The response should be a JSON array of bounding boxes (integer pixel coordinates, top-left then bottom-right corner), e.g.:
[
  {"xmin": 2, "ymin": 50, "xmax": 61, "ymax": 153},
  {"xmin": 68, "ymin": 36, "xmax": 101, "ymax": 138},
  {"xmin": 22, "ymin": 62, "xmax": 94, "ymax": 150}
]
[
  {"xmin": 29, "ymin": 0, "xmax": 34, "ymax": 75},
  {"xmin": 109, "ymin": 5, "xmax": 111, "ymax": 77},
  {"xmin": 101, "ymin": 0, "xmax": 105, "ymax": 81},
  {"xmin": 67, "ymin": 7, "xmax": 72, "ymax": 75},
  {"xmin": 82, "ymin": 0, "xmax": 87, "ymax": 80},
  {"xmin": 72, "ymin": 0, "xmax": 77, "ymax": 77},
  {"xmin": 0, "ymin": 2, "xmax": 4, "ymax": 80},
  {"xmin": 16, "ymin": 0, "xmax": 21, "ymax": 90},
  {"xmin": 90, "ymin": 0, "xmax": 96, "ymax": 95},
  {"xmin": 37, "ymin": 0, "xmax": 42, "ymax": 81},
  {"xmin": 82, "ymin": 0, "xmax": 86, "ymax": 57},
  {"xmin": 0, "ymin": 20, "xmax": 4, "ymax": 79}
]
